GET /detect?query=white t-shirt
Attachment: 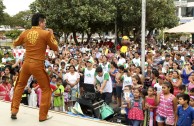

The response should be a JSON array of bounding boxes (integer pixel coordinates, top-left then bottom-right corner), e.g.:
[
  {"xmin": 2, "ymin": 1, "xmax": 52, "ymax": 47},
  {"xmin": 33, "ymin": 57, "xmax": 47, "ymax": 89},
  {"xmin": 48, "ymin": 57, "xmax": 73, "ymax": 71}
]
[
  {"xmin": 96, "ymin": 72, "xmax": 112, "ymax": 93},
  {"xmin": 154, "ymin": 83, "xmax": 162, "ymax": 94},
  {"xmin": 118, "ymin": 58, "xmax": 126, "ymax": 65},
  {"xmin": 132, "ymin": 58, "xmax": 140, "ymax": 66},
  {"xmin": 64, "ymin": 72, "xmax": 80, "ymax": 89},
  {"xmin": 84, "ymin": 68, "xmax": 96, "ymax": 84},
  {"xmin": 122, "ymin": 75, "xmax": 132, "ymax": 90}
]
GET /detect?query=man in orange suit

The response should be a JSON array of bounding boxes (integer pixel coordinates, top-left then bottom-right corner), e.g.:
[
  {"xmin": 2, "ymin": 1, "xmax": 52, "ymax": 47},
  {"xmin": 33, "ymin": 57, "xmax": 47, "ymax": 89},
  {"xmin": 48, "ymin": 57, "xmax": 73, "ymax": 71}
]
[{"xmin": 11, "ymin": 13, "xmax": 58, "ymax": 122}]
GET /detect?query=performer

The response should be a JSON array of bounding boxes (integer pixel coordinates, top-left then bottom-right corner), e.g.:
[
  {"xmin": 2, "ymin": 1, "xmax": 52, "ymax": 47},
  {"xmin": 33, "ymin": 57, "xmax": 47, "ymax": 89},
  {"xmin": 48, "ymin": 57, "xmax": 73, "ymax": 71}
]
[{"xmin": 11, "ymin": 13, "xmax": 58, "ymax": 122}]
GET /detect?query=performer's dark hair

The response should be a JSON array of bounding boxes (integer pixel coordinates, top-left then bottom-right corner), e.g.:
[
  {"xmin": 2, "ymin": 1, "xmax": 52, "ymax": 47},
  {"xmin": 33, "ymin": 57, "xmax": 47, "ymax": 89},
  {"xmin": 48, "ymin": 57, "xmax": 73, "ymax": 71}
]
[{"xmin": 31, "ymin": 13, "xmax": 46, "ymax": 26}]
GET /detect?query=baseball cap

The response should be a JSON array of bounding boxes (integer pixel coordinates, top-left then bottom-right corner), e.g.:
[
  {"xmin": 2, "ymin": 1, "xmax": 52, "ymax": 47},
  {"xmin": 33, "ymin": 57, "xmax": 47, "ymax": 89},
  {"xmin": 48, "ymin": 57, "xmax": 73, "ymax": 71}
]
[{"xmin": 87, "ymin": 58, "xmax": 94, "ymax": 64}]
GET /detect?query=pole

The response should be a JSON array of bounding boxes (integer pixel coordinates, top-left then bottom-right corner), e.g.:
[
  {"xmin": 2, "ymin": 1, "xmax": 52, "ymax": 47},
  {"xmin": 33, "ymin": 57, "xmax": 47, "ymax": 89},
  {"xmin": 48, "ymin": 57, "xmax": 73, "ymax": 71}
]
[{"xmin": 141, "ymin": 0, "xmax": 146, "ymax": 75}]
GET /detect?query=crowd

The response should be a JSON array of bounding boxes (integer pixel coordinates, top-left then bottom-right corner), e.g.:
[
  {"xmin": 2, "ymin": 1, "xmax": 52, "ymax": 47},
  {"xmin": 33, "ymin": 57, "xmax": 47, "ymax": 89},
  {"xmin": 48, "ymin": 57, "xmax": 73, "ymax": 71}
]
[{"xmin": 0, "ymin": 35, "xmax": 194, "ymax": 126}]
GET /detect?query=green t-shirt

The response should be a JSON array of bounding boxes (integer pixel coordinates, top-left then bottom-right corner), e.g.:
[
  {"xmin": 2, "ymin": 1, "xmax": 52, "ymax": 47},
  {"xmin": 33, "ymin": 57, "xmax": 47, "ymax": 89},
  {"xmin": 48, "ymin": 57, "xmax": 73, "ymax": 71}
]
[{"xmin": 53, "ymin": 85, "xmax": 64, "ymax": 107}]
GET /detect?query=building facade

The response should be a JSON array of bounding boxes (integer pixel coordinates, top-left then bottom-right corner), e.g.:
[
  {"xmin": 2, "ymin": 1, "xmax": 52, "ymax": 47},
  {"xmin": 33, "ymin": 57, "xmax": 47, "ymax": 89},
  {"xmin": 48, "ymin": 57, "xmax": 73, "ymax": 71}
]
[{"xmin": 175, "ymin": 0, "xmax": 194, "ymax": 23}]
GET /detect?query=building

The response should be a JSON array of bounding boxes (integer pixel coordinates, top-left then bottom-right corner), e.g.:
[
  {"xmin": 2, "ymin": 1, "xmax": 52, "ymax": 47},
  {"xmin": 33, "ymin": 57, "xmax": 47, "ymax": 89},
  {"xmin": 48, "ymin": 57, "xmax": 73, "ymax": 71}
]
[{"xmin": 175, "ymin": 0, "xmax": 194, "ymax": 23}]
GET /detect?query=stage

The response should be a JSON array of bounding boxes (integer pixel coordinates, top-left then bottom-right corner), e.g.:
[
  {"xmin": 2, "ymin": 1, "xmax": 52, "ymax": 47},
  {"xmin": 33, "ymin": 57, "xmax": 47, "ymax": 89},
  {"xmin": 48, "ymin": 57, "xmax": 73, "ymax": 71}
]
[{"xmin": 0, "ymin": 101, "xmax": 123, "ymax": 126}]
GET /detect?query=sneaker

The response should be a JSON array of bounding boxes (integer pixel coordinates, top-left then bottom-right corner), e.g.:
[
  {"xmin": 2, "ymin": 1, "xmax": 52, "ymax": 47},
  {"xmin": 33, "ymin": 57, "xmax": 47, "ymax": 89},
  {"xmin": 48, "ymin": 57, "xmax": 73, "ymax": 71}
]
[{"xmin": 39, "ymin": 115, "xmax": 53, "ymax": 122}]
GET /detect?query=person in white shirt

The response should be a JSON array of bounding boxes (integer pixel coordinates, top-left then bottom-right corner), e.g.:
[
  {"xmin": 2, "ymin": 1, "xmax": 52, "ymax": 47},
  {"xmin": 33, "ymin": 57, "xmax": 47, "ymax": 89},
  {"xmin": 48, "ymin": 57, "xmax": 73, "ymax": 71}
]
[
  {"xmin": 96, "ymin": 66, "xmax": 112, "ymax": 105},
  {"xmin": 132, "ymin": 52, "xmax": 141, "ymax": 67},
  {"xmin": 65, "ymin": 65, "xmax": 80, "ymax": 102},
  {"xmin": 154, "ymin": 75, "xmax": 165, "ymax": 94},
  {"xmin": 80, "ymin": 58, "xmax": 96, "ymax": 93}
]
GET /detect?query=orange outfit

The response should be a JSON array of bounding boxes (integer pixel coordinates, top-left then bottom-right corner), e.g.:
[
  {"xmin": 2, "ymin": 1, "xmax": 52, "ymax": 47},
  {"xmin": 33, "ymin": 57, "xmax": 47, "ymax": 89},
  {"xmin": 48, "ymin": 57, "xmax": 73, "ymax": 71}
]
[{"xmin": 11, "ymin": 26, "xmax": 58, "ymax": 121}]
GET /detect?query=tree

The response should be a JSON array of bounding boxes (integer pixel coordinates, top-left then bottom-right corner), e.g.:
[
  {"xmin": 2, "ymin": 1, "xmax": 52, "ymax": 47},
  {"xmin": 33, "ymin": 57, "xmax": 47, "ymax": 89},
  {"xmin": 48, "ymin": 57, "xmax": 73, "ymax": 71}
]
[
  {"xmin": 4, "ymin": 29, "xmax": 22, "ymax": 40},
  {"xmin": 12, "ymin": 10, "xmax": 32, "ymax": 29},
  {"xmin": 0, "ymin": 0, "xmax": 5, "ymax": 24},
  {"xmin": 30, "ymin": 0, "xmax": 116, "ymax": 44}
]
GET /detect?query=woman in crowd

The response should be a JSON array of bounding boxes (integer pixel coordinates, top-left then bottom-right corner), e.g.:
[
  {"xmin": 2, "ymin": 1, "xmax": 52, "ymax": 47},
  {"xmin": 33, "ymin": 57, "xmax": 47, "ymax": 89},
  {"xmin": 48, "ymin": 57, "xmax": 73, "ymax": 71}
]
[{"xmin": 170, "ymin": 71, "xmax": 182, "ymax": 96}]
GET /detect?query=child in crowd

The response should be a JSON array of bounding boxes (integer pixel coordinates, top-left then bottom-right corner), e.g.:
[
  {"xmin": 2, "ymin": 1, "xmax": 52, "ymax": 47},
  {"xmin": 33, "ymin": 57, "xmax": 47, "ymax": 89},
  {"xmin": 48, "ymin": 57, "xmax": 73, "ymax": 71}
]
[
  {"xmin": 127, "ymin": 88, "xmax": 144, "ymax": 126},
  {"xmin": 64, "ymin": 83, "xmax": 71, "ymax": 111},
  {"xmin": 155, "ymin": 81, "xmax": 177, "ymax": 126},
  {"xmin": 176, "ymin": 94, "xmax": 194, "ymax": 126},
  {"xmin": 144, "ymin": 86, "xmax": 157, "ymax": 126},
  {"xmin": 121, "ymin": 85, "xmax": 133, "ymax": 125},
  {"xmin": 178, "ymin": 85, "xmax": 186, "ymax": 95},
  {"xmin": 189, "ymin": 88, "xmax": 194, "ymax": 96},
  {"xmin": 154, "ymin": 74, "xmax": 165, "ymax": 94},
  {"xmin": 122, "ymin": 68, "xmax": 133, "ymax": 89},
  {"xmin": 189, "ymin": 96, "xmax": 194, "ymax": 108},
  {"xmin": 132, "ymin": 75, "xmax": 143, "ymax": 89},
  {"xmin": 53, "ymin": 78, "xmax": 64, "ymax": 112}
]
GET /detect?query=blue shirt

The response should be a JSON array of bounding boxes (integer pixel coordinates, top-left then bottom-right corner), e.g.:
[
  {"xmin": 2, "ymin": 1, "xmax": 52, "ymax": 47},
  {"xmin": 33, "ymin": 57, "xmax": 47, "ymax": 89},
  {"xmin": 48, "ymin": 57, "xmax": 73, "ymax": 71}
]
[{"xmin": 177, "ymin": 106, "xmax": 194, "ymax": 126}]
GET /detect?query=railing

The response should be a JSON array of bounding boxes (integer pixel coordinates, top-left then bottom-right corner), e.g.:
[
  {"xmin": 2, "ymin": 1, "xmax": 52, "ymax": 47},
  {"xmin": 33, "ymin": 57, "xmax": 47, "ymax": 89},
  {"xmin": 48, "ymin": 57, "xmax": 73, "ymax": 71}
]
[{"xmin": 174, "ymin": 1, "xmax": 188, "ymax": 7}]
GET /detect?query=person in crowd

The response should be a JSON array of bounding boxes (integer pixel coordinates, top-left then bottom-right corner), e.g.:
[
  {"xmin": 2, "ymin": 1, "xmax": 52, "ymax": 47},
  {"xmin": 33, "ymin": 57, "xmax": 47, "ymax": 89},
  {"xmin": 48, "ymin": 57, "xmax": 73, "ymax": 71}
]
[
  {"xmin": 53, "ymin": 78, "xmax": 64, "ymax": 112},
  {"xmin": 95, "ymin": 66, "xmax": 112, "ymax": 105},
  {"xmin": 144, "ymin": 86, "xmax": 157, "ymax": 126},
  {"xmin": 11, "ymin": 13, "xmax": 58, "ymax": 121},
  {"xmin": 132, "ymin": 52, "xmax": 141, "ymax": 67},
  {"xmin": 0, "ymin": 76, "xmax": 11, "ymax": 101},
  {"xmin": 151, "ymin": 69, "xmax": 159, "ymax": 87},
  {"xmin": 132, "ymin": 75, "xmax": 143, "ymax": 89},
  {"xmin": 189, "ymin": 96, "xmax": 194, "ymax": 108},
  {"xmin": 176, "ymin": 94, "xmax": 194, "ymax": 126},
  {"xmin": 181, "ymin": 62, "xmax": 193, "ymax": 86},
  {"xmin": 115, "ymin": 65, "xmax": 125, "ymax": 107},
  {"xmin": 99, "ymin": 55, "xmax": 110, "ymax": 72},
  {"xmin": 109, "ymin": 61, "xmax": 118, "ymax": 104},
  {"xmin": 188, "ymin": 72, "xmax": 194, "ymax": 91},
  {"xmin": 155, "ymin": 81, "xmax": 177, "ymax": 126},
  {"xmin": 154, "ymin": 74, "xmax": 165, "ymax": 94},
  {"xmin": 65, "ymin": 65, "xmax": 80, "ymax": 105},
  {"xmin": 170, "ymin": 71, "xmax": 182, "ymax": 96},
  {"xmin": 127, "ymin": 88, "xmax": 144, "ymax": 126},
  {"xmin": 80, "ymin": 58, "xmax": 96, "ymax": 93}
]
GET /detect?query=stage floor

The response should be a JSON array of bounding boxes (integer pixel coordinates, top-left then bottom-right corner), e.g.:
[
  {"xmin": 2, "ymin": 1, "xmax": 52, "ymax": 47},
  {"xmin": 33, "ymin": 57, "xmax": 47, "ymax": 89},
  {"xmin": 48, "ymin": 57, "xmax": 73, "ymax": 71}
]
[{"xmin": 0, "ymin": 101, "xmax": 123, "ymax": 126}]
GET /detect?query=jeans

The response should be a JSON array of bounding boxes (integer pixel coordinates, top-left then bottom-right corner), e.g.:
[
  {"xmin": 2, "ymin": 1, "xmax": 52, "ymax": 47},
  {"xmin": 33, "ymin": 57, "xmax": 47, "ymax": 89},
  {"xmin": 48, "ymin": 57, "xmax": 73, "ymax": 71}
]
[{"xmin": 130, "ymin": 120, "xmax": 141, "ymax": 126}]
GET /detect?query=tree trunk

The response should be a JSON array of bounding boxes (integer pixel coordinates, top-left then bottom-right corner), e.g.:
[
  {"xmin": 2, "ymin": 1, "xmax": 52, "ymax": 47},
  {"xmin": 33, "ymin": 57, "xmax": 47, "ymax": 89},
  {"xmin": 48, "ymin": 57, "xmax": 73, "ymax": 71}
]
[
  {"xmin": 73, "ymin": 31, "xmax": 78, "ymax": 45},
  {"xmin": 86, "ymin": 32, "xmax": 92, "ymax": 45},
  {"xmin": 64, "ymin": 33, "xmax": 69, "ymax": 43},
  {"xmin": 81, "ymin": 32, "xmax": 84, "ymax": 43}
]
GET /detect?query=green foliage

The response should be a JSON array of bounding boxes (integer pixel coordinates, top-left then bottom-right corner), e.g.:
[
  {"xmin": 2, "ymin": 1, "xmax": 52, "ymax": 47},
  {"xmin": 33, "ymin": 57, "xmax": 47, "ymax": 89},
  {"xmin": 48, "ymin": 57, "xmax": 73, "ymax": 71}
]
[
  {"xmin": 30, "ymin": 0, "xmax": 116, "ymax": 43},
  {"xmin": 4, "ymin": 29, "xmax": 23, "ymax": 40},
  {"xmin": 2, "ymin": 10, "xmax": 32, "ymax": 29},
  {"xmin": 26, "ymin": 0, "xmax": 178, "ymax": 43},
  {"xmin": 0, "ymin": 0, "xmax": 5, "ymax": 24}
]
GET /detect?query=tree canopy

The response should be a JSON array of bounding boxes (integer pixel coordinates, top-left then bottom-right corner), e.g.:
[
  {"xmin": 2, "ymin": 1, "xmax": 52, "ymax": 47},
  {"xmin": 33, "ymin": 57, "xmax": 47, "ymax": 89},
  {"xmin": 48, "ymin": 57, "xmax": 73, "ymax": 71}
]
[{"xmin": 0, "ymin": 0, "xmax": 5, "ymax": 24}]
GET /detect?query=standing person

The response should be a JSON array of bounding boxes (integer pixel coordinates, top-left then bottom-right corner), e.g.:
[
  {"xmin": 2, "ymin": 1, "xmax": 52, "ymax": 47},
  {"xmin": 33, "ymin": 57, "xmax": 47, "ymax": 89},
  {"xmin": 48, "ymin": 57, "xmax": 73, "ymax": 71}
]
[
  {"xmin": 155, "ymin": 81, "xmax": 177, "ymax": 126},
  {"xmin": 95, "ymin": 67, "xmax": 112, "ymax": 105},
  {"xmin": 80, "ymin": 59, "xmax": 96, "ymax": 93},
  {"xmin": 170, "ymin": 71, "xmax": 182, "ymax": 97},
  {"xmin": 65, "ymin": 65, "xmax": 80, "ymax": 105},
  {"xmin": 11, "ymin": 13, "xmax": 58, "ymax": 121},
  {"xmin": 127, "ymin": 88, "xmax": 144, "ymax": 126},
  {"xmin": 53, "ymin": 78, "xmax": 64, "ymax": 112}
]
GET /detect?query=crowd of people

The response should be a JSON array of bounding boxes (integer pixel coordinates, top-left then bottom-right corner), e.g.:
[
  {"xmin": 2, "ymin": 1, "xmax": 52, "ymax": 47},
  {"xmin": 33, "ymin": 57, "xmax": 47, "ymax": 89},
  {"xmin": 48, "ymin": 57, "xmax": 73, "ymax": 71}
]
[{"xmin": 0, "ymin": 33, "xmax": 194, "ymax": 125}]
